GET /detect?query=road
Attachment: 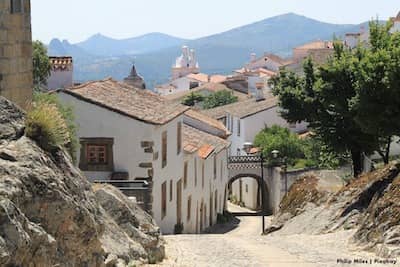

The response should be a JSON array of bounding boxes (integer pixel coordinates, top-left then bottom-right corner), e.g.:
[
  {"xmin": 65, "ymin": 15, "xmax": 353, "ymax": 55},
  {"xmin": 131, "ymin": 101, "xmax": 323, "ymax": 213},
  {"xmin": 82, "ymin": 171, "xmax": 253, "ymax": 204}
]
[{"xmin": 150, "ymin": 204, "xmax": 317, "ymax": 267}]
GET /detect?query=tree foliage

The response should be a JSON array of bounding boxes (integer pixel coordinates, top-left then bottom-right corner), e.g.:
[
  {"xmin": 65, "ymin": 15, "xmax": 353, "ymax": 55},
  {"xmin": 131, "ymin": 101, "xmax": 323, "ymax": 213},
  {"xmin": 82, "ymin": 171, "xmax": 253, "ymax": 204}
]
[
  {"xmin": 181, "ymin": 92, "xmax": 204, "ymax": 106},
  {"xmin": 32, "ymin": 40, "xmax": 51, "ymax": 87},
  {"xmin": 254, "ymin": 125, "xmax": 304, "ymax": 166},
  {"xmin": 271, "ymin": 21, "xmax": 400, "ymax": 176},
  {"xmin": 202, "ymin": 90, "xmax": 238, "ymax": 109}
]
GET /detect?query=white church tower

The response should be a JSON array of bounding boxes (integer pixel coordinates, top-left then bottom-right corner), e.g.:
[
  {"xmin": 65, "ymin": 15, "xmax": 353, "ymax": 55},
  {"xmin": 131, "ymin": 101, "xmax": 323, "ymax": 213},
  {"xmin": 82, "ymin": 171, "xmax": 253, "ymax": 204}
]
[{"xmin": 171, "ymin": 46, "xmax": 200, "ymax": 80}]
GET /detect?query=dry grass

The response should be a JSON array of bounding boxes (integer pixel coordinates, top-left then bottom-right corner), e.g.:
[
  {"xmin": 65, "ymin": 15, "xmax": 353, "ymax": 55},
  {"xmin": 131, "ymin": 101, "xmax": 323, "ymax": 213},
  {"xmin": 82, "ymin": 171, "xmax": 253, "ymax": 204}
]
[{"xmin": 25, "ymin": 102, "xmax": 70, "ymax": 151}]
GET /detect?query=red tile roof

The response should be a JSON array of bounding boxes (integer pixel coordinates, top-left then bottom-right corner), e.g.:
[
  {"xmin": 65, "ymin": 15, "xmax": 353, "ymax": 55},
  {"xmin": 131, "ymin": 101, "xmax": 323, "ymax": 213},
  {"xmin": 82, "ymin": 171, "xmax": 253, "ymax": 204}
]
[
  {"xmin": 184, "ymin": 109, "xmax": 230, "ymax": 137},
  {"xmin": 198, "ymin": 144, "xmax": 215, "ymax": 159},
  {"xmin": 62, "ymin": 78, "xmax": 189, "ymax": 125}
]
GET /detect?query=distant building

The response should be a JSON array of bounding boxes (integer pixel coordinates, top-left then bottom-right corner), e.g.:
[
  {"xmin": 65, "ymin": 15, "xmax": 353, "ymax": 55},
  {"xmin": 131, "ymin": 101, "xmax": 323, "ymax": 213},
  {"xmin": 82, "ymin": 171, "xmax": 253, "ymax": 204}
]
[
  {"xmin": 47, "ymin": 56, "xmax": 73, "ymax": 90},
  {"xmin": 390, "ymin": 11, "xmax": 400, "ymax": 33},
  {"xmin": 292, "ymin": 40, "xmax": 333, "ymax": 62},
  {"xmin": 244, "ymin": 53, "xmax": 289, "ymax": 72},
  {"xmin": 0, "ymin": 0, "xmax": 33, "ymax": 109},
  {"xmin": 171, "ymin": 46, "xmax": 200, "ymax": 80},
  {"xmin": 123, "ymin": 64, "xmax": 146, "ymax": 89}
]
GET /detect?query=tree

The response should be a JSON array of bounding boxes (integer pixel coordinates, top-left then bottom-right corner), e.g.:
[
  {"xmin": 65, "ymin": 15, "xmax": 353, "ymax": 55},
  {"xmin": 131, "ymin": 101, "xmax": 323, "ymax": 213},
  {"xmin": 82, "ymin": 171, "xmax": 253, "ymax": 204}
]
[
  {"xmin": 202, "ymin": 90, "xmax": 238, "ymax": 109},
  {"xmin": 181, "ymin": 92, "xmax": 204, "ymax": 106},
  {"xmin": 271, "ymin": 45, "xmax": 379, "ymax": 177},
  {"xmin": 33, "ymin": 40, "xmax": 51, "ymax": 87},
  {"xmin": 254, "ymin": 125, "xmax": 304, "ymax": 166},
  {"xmin": 353, "ymin": 20, "xmax": 400, "ymax": 164}
]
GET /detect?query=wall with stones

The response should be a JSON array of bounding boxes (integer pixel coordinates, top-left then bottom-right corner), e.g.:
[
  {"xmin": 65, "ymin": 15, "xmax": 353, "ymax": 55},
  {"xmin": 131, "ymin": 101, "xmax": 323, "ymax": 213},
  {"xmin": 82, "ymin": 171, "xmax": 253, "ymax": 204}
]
[{"xmin": 0, "ymin": 0, "xmax": 33, "ymax": 109}]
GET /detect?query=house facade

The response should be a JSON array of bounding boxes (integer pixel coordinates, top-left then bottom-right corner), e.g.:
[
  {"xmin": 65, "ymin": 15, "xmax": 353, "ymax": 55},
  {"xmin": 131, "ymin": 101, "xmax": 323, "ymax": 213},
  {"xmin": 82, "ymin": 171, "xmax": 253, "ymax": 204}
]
[
  {"xmin": 0, "ymin": 0, "xmax": 33, "ymax": 109},
  {"xmin": 58, "ymin": 79, "xmax": 230, "ymax": 234},
  {"xmin": 47, "ymin": 56, "xmax": 73, "ymax": 90}
]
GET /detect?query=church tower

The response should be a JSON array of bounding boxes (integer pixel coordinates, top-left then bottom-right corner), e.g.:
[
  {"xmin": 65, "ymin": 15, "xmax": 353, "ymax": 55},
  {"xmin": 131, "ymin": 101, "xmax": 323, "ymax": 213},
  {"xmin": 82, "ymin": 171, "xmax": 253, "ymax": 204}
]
[{"xmin": 123, "ymin": 64, "xmax": 146, "ymax": 89}]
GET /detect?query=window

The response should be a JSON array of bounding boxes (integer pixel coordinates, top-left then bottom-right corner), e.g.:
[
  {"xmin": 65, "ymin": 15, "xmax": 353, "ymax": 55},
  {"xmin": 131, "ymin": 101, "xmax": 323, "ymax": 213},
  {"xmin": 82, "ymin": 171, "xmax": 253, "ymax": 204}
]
[
  {"xmin": 194, "ymin": 158, "xmax": 198, "ymax": 187},
  {"xmin": 162, "ymin": 131, "xmax": 167, "ymax": 168},
  {"xmin": 177, "ymin": 122, "xmax": 182, "ymax": 154},
  {"xmin": 246, "ymin": 184, "xmax": 249, "ymax": 193},
  {"xmin": 10, "ymin": 0, "xmax": 23, "ymax": 14},
  {"xmin": 213, "ymin": 155, "xmax": 217, "ymax": 179},
  {"xmin": 202, "ymin": 161, "xmax": 205, "ymax": 188},
  {"xmin": 237, "ymin": 119, "xmax": 241, "ymax": 137},
  {"xmin": 162, "ymin": 182, "xmax": 167, "ymax": 219},
  {"xmin": 187, "ymin": 195, "xmax": 192, "ymax": 221},
  {"xmin": 79, "ymin": 138, "xmax": 114, "ymax": 172},
  {"xmin": 170, "ymin": 180, "xmax": 173, "ymax": 202},
  {"xmin": 230, "ymin": 116, "xmax": 233, "ymax": 131},
  {"xmin": 184, "ymin": 161, "xmax": 188, "ymax": 188},
  {"xmin": 87, "ymin": 145, "xmax": 107, "ymax": 164}
]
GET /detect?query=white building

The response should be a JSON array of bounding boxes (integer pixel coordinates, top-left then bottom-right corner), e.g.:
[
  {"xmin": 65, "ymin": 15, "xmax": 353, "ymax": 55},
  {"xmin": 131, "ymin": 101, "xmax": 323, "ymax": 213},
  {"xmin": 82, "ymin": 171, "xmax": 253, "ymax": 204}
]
[
  {"xmin": 58, "ymin": 78, "xmax": 230, "ymax": 234},
  {"xmin": 171, "ymin": 46, "xmax": 200, "ymax": 80},
  {"xmin": 47, "ymin": 56, "xmax": 73, "ymax": 90},
  {"xmin": 155, "ymin": 73, "xmax": 209, "ymax": 96},
  {"xmin": 390, "ymin": 12, "xmax": 400, "ymax": 33},
  {"xmin": 202, "ymin": 95, "xmax": 307, "ymax": 210}
]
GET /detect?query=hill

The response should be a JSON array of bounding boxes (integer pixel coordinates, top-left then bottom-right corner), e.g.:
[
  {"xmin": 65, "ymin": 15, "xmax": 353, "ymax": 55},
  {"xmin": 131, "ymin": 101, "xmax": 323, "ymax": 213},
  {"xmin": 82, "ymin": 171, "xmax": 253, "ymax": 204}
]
[{"xmin": 47, "ymin": 13, "xmax": 368, "ymax": 86}]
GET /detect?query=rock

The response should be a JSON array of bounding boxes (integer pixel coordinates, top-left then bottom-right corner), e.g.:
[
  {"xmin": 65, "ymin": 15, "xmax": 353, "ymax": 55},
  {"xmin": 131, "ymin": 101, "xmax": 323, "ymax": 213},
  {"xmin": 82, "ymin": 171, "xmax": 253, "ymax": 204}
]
[{"xmin": 0, "ymin": 96, "xmax": 165, "ymax": 266}]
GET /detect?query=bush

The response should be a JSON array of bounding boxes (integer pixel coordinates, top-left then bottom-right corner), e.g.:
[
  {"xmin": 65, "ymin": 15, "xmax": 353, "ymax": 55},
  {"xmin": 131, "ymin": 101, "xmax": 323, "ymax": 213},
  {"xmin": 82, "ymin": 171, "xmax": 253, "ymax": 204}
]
[
  {"xmin": 202, "ymin": 90, "xmax": 238, "ymax": 109},
  {"xmin": 32, "ymin": 92, "xmax": 78, "ymax": 162},
  {"xmin": 174, "ymin": 222, "xmax": 184, "ymax": 234},
  {"xmin": 26, "ymin": 102, "xmax": 70, "ymax": 152}
]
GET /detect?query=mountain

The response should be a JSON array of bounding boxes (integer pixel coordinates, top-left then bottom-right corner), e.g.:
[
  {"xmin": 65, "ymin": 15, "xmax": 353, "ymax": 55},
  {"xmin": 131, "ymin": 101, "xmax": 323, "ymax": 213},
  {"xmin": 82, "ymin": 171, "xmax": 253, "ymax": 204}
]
[
  {"xmin": 76, "ymin": 32, "xmax": 188, "ymax": 56},
  {"xmin": 47, "ymin": 13, "xmax": 369, "ymax": 86}
]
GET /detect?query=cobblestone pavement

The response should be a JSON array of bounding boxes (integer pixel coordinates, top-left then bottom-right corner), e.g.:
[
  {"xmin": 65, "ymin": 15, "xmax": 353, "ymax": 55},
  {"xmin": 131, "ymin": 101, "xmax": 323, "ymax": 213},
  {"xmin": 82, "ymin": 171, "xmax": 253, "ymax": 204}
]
[{"xmin": 147, "ymin": 204, "xmax": 397, "ymax": 267}]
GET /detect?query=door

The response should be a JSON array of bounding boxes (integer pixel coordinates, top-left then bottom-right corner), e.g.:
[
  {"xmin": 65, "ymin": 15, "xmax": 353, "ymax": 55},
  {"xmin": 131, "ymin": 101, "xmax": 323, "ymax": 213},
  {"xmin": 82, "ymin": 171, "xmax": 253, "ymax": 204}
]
[{"xmin": 176, "ymin": 179, "xmax": 182, "ymax": 224}]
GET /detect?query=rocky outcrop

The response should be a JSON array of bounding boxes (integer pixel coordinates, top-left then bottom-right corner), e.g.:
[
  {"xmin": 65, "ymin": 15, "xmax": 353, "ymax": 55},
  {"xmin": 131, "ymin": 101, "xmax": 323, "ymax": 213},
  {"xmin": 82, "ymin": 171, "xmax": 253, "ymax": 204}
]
[
  {"xmin": 0, "ymin": 97, "xmax": 164, "ymax": 266},
  {"xmin": 266, "ymin": 161, "xmax": 400, "ymax": 258}
]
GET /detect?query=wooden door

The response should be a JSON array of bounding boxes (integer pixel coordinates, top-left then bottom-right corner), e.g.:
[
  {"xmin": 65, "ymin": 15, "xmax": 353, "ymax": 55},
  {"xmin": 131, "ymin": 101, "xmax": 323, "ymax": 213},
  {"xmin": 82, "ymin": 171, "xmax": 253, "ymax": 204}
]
[{"xmin": 176, "ymin": 179, "xmax": 182, "ymax": 224}]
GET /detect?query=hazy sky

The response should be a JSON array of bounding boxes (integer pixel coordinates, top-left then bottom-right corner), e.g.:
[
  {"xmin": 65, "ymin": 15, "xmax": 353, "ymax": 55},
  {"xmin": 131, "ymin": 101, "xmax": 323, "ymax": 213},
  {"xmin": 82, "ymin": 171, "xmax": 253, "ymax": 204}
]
[{"xmin": 31, "ymin": 0, "xmax": 399, "ymax": 44}]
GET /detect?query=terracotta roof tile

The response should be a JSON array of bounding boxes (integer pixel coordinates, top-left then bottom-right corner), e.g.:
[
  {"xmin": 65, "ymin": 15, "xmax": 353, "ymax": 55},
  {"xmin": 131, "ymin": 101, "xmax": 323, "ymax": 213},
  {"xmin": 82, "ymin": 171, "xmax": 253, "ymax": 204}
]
[
  {"xmin": 198, "ymin": 144, "xmax": 215, "ymax": 159},
  {"xmin": 187, "ymin": 73, "xmax": 209, "ymax": 83},
  {"xmin": 184, "ymin": 109, "xmax": 230, "ymax": 136},
  {"xmin": 201, "ymin": 96, "xmax": 278, "ymax": 119},
  {"xmin": 183, "ymin": 125, "xmax": 230, "ymax": 156},
  {"xmin": 295, "ymin": 40, "xmax": 334, "ymax": 50},
  {"xmin": 62, "ymin": 78, "xmax": 189, "ymax": 125}
]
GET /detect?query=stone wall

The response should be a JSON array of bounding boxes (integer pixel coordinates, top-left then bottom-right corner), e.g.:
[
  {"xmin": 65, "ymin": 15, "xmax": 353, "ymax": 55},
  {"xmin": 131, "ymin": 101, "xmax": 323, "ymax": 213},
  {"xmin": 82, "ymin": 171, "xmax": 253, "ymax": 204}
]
[{"xmin": 0, "ymin": 0, "xmax": 33, "ymax": 109}]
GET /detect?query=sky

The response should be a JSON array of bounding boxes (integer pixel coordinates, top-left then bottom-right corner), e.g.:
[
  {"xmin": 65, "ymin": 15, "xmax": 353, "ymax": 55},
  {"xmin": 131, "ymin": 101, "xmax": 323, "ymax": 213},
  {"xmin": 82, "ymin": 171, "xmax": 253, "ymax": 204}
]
[{"xmin": 31, "ymin": 0, "xmax": 400, "ymax": 44}]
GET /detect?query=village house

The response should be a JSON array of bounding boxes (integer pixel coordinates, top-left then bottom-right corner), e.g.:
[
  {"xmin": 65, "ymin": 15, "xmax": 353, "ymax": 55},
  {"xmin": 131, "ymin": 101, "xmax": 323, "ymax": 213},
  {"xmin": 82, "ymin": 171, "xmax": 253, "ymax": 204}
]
[
  {"xmin": 58, "ymin": 78, "xmax": 230, "ymax": 234},
  {"xmin": 0, "ymin": 0, "xmax": 33, "ymax": 109},
  {"xmin": 390, "ymin": 12, "xmax": 400, "ymax": 33},
  {"xmin": 47, "ymin": 56, "xmax": 73, "ymax": 90}
]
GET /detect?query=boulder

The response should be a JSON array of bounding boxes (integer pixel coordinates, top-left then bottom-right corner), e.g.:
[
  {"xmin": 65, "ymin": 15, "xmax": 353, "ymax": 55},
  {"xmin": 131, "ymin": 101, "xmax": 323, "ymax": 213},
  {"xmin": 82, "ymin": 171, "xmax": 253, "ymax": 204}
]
[{"xmin": 0, "ymin": 97, "xmax": 165, "ymax": 266}]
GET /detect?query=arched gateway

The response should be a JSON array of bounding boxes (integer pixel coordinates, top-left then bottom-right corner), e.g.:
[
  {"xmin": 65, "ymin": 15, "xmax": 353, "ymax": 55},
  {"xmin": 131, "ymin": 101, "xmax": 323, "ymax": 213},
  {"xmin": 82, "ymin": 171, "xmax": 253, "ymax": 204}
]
[{"xmin": 225, "ymin": 155, "xmax": 279, "ymax": 215}]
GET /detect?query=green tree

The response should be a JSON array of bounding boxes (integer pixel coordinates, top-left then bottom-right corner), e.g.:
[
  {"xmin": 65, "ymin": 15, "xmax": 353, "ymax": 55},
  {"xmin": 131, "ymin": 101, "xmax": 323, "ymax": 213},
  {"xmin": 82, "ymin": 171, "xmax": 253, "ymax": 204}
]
[
  {"xmin": 202, "ymin": 90, "xmax": 238, "ymax": 109},
  {"xmin": 181, "ymin": 92, "xmax": 204, "ymax": 106},
  {"xmin": 32, "ymin": 40, "xmax": 51, "ymax": 87},
  {"xmin": 271, "ymin": 45, "xmax": 379, "ymax": 177},
  {"xmin": 254, "ymin": 125, "xmax": 304, "ymax": 166},
  {"xmin": 353, "ymin": 20, "xmax": 400, "ymax": 164}
]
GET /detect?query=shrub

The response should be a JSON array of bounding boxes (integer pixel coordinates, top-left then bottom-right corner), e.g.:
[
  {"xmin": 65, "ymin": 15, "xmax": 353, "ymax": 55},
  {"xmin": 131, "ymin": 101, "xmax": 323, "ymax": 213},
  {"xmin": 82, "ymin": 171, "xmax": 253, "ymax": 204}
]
[
  {"xmin": 202, "ymin": 90, "xmax": 238, "ymax": 109},
  {"xmin": 26, "ymin": 102, "xmax": 70, "ymax": 152},
  {"xmin": 174, "ymin": 222, "xmax": 184, "ymax": 234},
  {"xmin": 32, "ymin": 92, "xmax": 78, "ymax": 162}
]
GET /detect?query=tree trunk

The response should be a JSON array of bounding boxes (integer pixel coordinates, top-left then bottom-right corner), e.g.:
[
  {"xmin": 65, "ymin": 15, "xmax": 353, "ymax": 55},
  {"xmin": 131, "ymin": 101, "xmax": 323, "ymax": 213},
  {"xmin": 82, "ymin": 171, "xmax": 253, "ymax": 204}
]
[
  {"xmin": 351, "ymin": 149, "xmax": 363, "ymax": 177},
  {"xmin": 384, "ymin": 137, "xmax": 392, "ymax": 165}
]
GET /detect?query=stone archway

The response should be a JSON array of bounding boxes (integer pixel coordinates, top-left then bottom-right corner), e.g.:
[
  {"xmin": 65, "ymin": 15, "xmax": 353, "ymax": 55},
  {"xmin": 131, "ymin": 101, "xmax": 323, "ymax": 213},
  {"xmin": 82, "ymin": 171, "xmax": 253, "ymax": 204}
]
[{"xmin": 226, "ymin": 173, "xmax": 272, "ymax": 215}]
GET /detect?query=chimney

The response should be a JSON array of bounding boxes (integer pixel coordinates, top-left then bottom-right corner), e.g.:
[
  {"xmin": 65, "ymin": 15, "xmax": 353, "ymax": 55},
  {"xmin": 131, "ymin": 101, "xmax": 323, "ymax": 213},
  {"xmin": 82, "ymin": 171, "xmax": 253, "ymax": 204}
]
[
  {"xmin": 255, "ymin": 82, "xmax": 265, "ymax": 101},
  {"xmin": 250, "ymin": 53, "xmax": 257, "ymax": 62}
]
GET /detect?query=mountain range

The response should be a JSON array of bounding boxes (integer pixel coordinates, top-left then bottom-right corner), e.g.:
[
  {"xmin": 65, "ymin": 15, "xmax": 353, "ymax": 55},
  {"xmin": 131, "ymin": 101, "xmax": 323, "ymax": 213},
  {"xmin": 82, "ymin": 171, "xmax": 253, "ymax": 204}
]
[{"xmin": 48, "ymin": 13, "xmax": 369, "ymax": 87}]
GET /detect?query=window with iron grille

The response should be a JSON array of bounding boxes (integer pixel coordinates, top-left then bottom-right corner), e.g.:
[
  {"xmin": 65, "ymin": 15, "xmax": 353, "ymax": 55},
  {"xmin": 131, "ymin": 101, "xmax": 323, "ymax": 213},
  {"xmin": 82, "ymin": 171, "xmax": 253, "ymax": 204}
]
[
  {"xmin": 10, "ymin": 0, "xmax": 23, "ymax": 14},
  {"xmin": 162, "ymin": 182, "xmax": 167, "ymax": 219}
]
